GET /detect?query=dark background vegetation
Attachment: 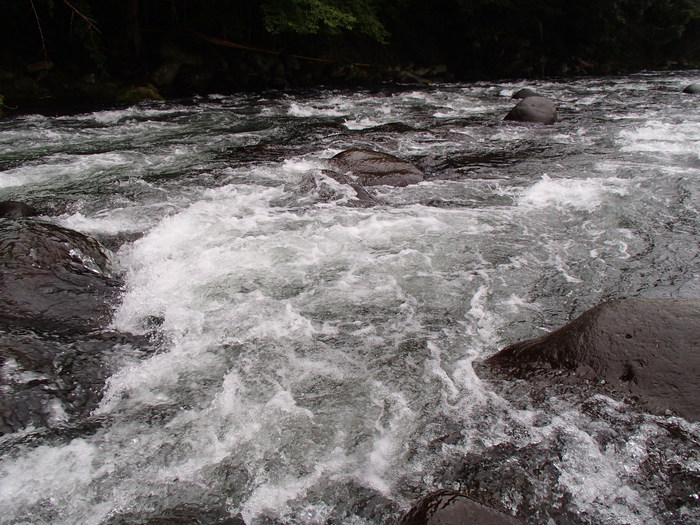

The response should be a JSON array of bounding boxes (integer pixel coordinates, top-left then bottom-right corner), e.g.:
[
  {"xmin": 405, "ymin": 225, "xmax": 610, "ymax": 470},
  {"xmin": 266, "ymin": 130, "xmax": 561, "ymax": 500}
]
[{"xmin": 1, "ymin": 0, "xmax": 699, "ymax": 106}]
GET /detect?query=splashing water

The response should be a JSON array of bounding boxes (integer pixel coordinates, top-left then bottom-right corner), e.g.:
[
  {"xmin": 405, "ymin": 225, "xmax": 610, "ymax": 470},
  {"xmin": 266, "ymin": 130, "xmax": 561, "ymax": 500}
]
[{"xmin": 0, "ymin": 72, "xmax": 699, "ymax": 524}]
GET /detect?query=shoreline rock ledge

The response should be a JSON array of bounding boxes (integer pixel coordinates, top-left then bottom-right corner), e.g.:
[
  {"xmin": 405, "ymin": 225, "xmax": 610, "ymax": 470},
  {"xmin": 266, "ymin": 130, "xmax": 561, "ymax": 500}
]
[{"xmin": 477, "ymin": 298, "xmax": 700, "ymax": 421}]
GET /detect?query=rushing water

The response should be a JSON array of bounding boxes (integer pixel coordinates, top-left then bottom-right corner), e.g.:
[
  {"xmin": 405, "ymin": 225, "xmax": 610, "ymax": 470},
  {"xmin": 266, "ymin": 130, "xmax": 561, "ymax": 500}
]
[{"xmin": 0, "ymin": 72, "xmax": 699, "ymax": 524}]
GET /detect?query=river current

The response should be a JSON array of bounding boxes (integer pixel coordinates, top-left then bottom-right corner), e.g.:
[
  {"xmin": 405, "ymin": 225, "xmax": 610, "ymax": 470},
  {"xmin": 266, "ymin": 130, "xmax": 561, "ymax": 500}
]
[{"xmin": 0, "ymin": 72, "xmax": 699, "ymax": 524}]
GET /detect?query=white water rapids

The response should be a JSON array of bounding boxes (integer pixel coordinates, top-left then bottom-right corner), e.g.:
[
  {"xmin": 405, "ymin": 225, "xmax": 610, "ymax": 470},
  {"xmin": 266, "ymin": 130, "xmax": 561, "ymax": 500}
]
[{"xmin": 0, "ymin": 72, "xmax": 699, "ymax": 524}]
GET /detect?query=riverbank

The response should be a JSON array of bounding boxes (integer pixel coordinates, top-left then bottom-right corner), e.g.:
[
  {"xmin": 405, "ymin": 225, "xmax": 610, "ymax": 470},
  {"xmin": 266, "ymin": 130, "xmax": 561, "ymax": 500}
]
[{"xmin": 3, "ymin": 32, "xmax": 698, "ymax": 117}]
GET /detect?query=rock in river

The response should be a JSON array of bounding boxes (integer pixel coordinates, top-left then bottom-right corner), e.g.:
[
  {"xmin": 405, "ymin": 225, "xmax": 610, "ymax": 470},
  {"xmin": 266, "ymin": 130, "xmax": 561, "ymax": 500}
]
[
  {"xmin": 504, "ymin": 96, "xmax": 557, "ymax": 124},
  {"xmin": 400, "ymin": 490, "xmax": 523, "ymax": 525},
  {"xmin": 0, "ymin": 327, "xmax": 151, "ymax": 436},
  {"xmin": 511, "ymin": 87, "xmax": 540, "ymax": 99},
  {"xmin": 329, "ymin": 149, "xmax": 425, "ymax": 187},
  {"xmin": 0, "ymin": 219, "xmax": 120, "ymax": 333},
  {"xmin": 477, "ymin": 298, "xmax": 700, "ymax": 421},
  {"xmin": 683, "ymin": 83, "xmax": 700, "ymax": 94},
  {"xmin": 0, "ymin": 200, "xmax": 38, "ymax": 218}
]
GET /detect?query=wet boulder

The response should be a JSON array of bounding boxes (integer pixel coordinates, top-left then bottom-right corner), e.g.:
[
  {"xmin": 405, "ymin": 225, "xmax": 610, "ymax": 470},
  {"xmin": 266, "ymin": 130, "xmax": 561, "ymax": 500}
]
[
  {"xmin": 504, "ymin": 96, "xmax": 557, "ymax": 124},
  {"xmin": 0, "ymin": 327, "xmax": 151, "ymax": 436},
  {"xmin": 400, "ymin": 490, "xmax": 523, "ymax": 525},
  {"xmin": 511, "ymin": 88, "xmax": 540, "ymax": 99},
  {"xmin": 0, "ymin": 220, "xmax": 119, "ymax": 333},
  {"xmin": 0, "ymin": 200, "xmax": 38, "ymax": 218},
  {"xmin": 328, "ymin": 149, "xmax": 425, "ymax": 187},
  {"xmin": 683, "ymin": 83, "xmax": 700, "ymax": 94},
  {"xmin": 322, "ymin": 170, "xmax": 381, "ymax": 205},
  {"xmin": 478, "ymin": 298, "xmax": 700, "ymax": 421}
]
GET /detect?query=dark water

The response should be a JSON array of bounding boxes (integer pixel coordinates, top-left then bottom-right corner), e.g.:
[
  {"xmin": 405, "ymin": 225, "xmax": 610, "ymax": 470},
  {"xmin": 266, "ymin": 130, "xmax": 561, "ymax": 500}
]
[{"xmin": 0, "ymin": 72, "xmax": 699, "ymax": 524}]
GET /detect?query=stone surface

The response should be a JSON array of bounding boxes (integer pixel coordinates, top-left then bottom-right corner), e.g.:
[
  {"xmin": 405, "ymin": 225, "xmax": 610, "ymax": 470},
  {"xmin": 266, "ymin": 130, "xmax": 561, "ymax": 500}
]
[
  {"xmin": 0, "ymin": 220, "xmax": 119, "ymax": 332},
  {"xmin": 504, "ymin": 96, "xmax": 557, "ymax": 124},
  {"xmin": 0, "ymin": 327, "xmax": 151, "ymax": 436},
  {"xmin": 323, "ymin": 170, "xmax": 381, "ymax": 205},
  {"xmin": 511, "ymin": 88, "xmax": 540, "ymax": 99},
  {"xmin": 479, "ymin": 298, "xmax": 700, "ymax": 421},
  {"xmin": 329, "ymin": 149, "xmax": 425, "ymax": 187},
  {"xmin": 0, "ymin": 200, "xmax": 38, "ymax": 218},
  {"xmin": 683, "ymin": 83, "xmax": 700, "ymax": 94},
  {"xmin": 105, "ymin": 504, "xmax": 244, "ymax": 525},
  {"xmin": 400, "ymin": 490, "xmax": 523, "ymax": 525}
]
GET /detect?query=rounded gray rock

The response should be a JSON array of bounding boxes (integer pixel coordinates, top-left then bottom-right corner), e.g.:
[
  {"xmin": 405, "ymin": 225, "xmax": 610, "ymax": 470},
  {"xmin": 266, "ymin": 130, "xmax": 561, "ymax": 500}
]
[
  {"xmin": 511, "ymin": 88, "xmax": 540, "ymax": 99},
  {"xmin": 329, "ymin": 149, "xmax": 424, "ymax": 187},
  {"xmin": 504, "ymin": 96, "xmax": 557, "ymax": 124}
]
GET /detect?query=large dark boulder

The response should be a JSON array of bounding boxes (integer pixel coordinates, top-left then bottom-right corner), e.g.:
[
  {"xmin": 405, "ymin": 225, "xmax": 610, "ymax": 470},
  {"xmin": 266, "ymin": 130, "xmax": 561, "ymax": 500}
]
[
  {"xmin": 400, "ymin": 490, "xmax": 523, "ymax": 525},
  {"xmin": 504, "ymin": 96, "xmax": 557, "ymax": 125},
  {"xmin": 479, "ymin": 298, "xmax": 700, "ymax": 421},
  {"xmin": 0, "ymin": 220, "xmax": 119, "ymax": 333},
  {"xmin": 683, "ymin": 83, "xmax": 700, "ymax": 94},
  {"xmin": 0, "ymin": 200, "xmax": 38, "ymax": 218},
  {"xmin": 329, "ymin": 149, "xmax": 425, "ymax": 187}
]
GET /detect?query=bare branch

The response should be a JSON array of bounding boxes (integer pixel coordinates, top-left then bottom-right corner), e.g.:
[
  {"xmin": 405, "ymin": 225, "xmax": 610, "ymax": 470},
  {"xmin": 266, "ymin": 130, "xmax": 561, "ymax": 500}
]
[
  {"xmin": 28, "ymin": 0, "xmax": 49, "ymax": 60},
  {"xmin": 62, "ymin": 0, "xmax": 101, "ymax": 34}
]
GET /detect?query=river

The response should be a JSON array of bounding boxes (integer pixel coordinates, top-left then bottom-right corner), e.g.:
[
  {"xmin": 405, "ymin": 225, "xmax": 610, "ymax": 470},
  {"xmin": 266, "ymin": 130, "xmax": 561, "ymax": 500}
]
[{"xmin": 0, "ymin": 71, "xmax": 699, "ymax": 524}]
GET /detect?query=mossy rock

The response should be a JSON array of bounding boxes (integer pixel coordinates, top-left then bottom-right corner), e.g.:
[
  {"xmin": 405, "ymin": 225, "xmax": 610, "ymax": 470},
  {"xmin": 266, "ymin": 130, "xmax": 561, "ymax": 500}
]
[{"xmin": 116, "ymin": 85, "xmax": 164, "ymax": 104}]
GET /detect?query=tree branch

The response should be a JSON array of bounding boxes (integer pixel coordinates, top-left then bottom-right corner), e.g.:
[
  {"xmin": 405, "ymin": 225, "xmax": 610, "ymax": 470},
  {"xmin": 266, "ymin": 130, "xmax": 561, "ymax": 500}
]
[
  {"xmin": 62, "ymin": 0, "xmax": 101, "ymax": 34},
  {"xmin": 28, "ymin": 0, "xmax": 49, "ymax": 60}
]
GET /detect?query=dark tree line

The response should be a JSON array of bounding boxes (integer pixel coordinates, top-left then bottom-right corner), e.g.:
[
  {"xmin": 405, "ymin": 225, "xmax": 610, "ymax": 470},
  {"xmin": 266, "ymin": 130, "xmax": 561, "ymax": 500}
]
[{"xmin": 1, "ymin": 0, "xmax": 699, "ymax": 102}]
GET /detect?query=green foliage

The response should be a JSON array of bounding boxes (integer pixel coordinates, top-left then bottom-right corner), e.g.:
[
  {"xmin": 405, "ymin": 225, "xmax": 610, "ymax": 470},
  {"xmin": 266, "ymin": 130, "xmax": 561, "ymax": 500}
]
[
  {"xmin": 260, "ymin": 0, "xmax": 389, "ymax": 42},
  {"xmin": 2, "ymin": 0, "xmax": 699, "ymax": 94},
  {"xmin": 117, "ymin": 85, "xmax": 163, "ymax": 104}
]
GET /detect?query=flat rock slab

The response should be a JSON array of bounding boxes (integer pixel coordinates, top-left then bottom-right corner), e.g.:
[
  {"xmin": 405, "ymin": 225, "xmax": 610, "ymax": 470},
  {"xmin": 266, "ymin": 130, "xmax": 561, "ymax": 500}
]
[
  {"xmin": 400, "ymin": 490, "xmax": 523, "ymax": 525},
  {"xmin": 329, "ymin": 149, "xmax": 425, "ymax": 187},
  {"xmin": 504, "ymin": 96, "xmax": 557, "ymax": 124},
  {"xmin": 479, "ymin": 298, "xmax": 700, "ymax": 421},
  {"xmin": 0, "ymin": 220, "xmax": 119, "ymax": 333}
]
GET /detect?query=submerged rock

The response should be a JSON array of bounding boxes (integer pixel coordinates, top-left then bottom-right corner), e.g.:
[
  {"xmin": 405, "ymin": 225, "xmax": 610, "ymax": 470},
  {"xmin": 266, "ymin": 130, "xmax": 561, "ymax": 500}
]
[
  {"xmin": 322, "ymin": 170, "xmax": 381, "ymax": 205},
  {"xmin": 104, "ymin": 504, "xmax": 244, "ymax": 525},
  {"xmin": 683, "ymin": 83, "xmax": 700, "ymax": 94},
  {"xmin": 329, "ymin": 149, "xmax": 425, "ymax": 187},
  {"xmin": 478, "ymin": 298, "xmax": 700, "ymax": 421},
  {"xmin": 0, "ymin": 220, "xmax": 119, "ymax": 333},
  {"xmin": 511, "ymin": 88, "xmax": 540, "ymax": 99},
  {"xmin": 400, "ymin": 490, "xmax": 522, "ymax": 525},
  {"xmin": 0, "ymin": 200, "xmax": 38, "ymax": 218},
  {"xmin": 504, "ymin": 96, "xmax": 557, "ymax": 124},
  {"xmin": 0, "ymin": 327, "xmax": 151, "ymax": 436}
]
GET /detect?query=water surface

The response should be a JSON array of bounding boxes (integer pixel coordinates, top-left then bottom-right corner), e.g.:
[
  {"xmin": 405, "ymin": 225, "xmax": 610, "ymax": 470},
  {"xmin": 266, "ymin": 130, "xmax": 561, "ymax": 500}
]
[{"xmin": 0, "ymin": 72, "xmax": 699, "ymax": 524}]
